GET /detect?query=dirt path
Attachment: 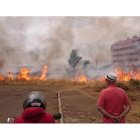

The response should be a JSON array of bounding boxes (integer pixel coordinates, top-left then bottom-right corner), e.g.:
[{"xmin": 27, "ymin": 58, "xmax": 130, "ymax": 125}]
[
  {"xmin": 59, "ymin": 90, "xmax": 102, "ymax": 123},
  {"xmin": 0, "ymin": 85, "xmax": 60, "ymax": 123},
  {"xmin": 0, "ymin": 85, "xmax": 102, "ymax": 123}
]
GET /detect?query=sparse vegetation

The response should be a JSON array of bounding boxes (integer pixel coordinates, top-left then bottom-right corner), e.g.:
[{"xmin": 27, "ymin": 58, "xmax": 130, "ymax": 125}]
[{"xmin": 129, "ymin": 80, "xmax": 140, "ymax": 86}]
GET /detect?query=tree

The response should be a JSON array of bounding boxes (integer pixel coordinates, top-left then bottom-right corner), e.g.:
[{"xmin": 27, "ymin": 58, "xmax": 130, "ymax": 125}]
[
  {"xmin": 83, "ymin": 60, "xmax": 90, "ymax": 69},
  {"xmin": 68, "ymin": 49, "xmax": 82, "ymax": 70}
]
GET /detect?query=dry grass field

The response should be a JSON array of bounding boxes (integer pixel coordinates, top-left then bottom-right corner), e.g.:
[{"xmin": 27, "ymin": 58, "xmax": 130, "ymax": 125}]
[{"xmin": 0, "ymin": 78, "xmax": 140, "ymax": 123}]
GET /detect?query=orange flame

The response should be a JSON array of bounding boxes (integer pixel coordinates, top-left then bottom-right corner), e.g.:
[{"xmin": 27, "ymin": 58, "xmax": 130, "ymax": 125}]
[
  {"xmin": 74, "ymin": 71, "xmax": 88, "ymax": 83},
  {"xmin": 74, "ymin": 71, "xmax": 106, "ymax": 83},
  {"xmin": 17, "ymin": 68, "xmax": 31, "ymax": 81},
  {"xmin": 0, "ymin": 75, "xmax": 5, "ymax": 80},
  {"xmin": 74, "ymin": 71, "xmax": 79, "ymax": 82},
  {"xmin": 74, "ymin": 74, "xmax": 105, "ymax": 83},
  {"xmin": 0, "ymin": 65, "xmax": 140, "ymax": 82},
  {"xmin": 115, "ymin": 67, "xmax": 140, "ymax": 81},
  {"xmin": 88, "ymin": 79, "xmax": 94, "ymax": 83},
  {"xmin": 98, "ymin": 77, "xmax": 105, "ymax": 82},
  {"xmin": 78, "ymin": 74, "xmax": 87, "ymax": 82},
  {"xmin": 40, "ymin": 65, "xmax": 47, "ymax": 80},
  {"xmin": 130, "ymin": 69, "xmax": 140, "ymax": 80}
]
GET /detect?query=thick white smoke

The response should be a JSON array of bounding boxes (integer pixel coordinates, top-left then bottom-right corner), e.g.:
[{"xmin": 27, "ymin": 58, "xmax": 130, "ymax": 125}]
[{"xmin": 0, "ymin": 16, "xmax": 140, "ymax": 78}]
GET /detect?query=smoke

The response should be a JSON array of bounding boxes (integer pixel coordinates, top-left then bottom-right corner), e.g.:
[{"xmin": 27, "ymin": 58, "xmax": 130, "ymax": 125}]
[{"xmin": 0, "ymin": 16, "xmax": 140, "ymax": 78}]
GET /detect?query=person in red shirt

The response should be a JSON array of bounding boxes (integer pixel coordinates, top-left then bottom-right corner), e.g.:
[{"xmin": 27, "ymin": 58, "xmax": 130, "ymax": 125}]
[
  {"xmin": 97, "ymin": 72, "xmax": 131, "ymax": 123},
  {"xmin": 13, "ymin": 91, "xmax": 55, "ymax": 123}
]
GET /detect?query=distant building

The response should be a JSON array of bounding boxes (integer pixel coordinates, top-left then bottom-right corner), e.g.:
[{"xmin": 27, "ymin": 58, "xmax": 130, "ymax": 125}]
[{"xmin": 111, "ymin": 35, "xmax": 140, "ymax": 70}]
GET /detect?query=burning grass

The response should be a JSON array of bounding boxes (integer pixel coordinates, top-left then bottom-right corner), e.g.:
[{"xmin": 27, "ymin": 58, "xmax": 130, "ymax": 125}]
[
  {"xmin": 1, "ymin": 65, "xmax": 140, "ymax": 83},
  {"xmin": 1, "ymin": 66, "xmax": 140, "ymax": 122}
]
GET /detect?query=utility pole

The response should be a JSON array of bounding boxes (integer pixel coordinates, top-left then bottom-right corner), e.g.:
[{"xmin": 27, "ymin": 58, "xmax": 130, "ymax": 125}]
[{"xmin": 94, "ymin": 59, "xmax": 98, "ymax": 68}]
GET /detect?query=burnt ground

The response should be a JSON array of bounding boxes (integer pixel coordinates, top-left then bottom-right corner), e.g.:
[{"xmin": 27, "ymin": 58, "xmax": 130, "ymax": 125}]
[{"xmin": 0, "ymin": 85, "xmax": 102, "ymax": 123}]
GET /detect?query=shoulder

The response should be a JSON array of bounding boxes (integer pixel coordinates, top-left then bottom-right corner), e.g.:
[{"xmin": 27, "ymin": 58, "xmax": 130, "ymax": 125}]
[
  {"xmin": 45, "ymin": 113, "xmax": 53, "ymax": 117},
  {"xmin": 45, "ymin": 113, "xmax": 55, "ymax": 123},
  {"xmin": 116, "ymin": 86, "xmax": 126, "ymax": 93},
  {"xmin": 100, "ymin": 88, "xmax": 108, "ymax": 94}
]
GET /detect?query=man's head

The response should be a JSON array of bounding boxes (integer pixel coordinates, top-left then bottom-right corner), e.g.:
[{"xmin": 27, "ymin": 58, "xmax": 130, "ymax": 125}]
[{"xmin": 105, "ymin": 72, "xmax": 117, "ymax": 85}]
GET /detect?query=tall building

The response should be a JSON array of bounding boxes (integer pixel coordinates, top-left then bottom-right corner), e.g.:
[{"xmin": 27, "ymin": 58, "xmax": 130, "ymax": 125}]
[{"xmin": 111, "ymin": 35, "xmax": 140, "ymax": 70}]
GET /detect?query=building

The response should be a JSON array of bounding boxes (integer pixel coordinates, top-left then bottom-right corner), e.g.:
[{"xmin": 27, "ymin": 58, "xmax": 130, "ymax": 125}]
[{"xmin": 111, "ymin": 35, "xmax": 140, "ymax": 70}]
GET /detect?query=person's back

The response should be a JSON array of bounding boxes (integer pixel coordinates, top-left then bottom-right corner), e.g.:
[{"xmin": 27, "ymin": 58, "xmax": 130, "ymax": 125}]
[
  {"xmin": 99, "ymin": 85, "xmax": 130, "ymax": 123},
  {"xmin": 98, "ymin": 72, "xmax": 131, "ymax": 123},
  {"xmin": 13, "ymin": 91, "xmax": 55, "ymax": 123},
  {"xmin": 14, "ymin": 107, "xmax": 55, "ymax": 123}
]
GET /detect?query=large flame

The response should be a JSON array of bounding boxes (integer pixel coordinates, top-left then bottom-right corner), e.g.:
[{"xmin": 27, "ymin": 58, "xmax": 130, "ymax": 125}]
[
  {"xmin": 17, "ymin": 68, "xmax": 31, "ymax": 81},
  {"xmin": 0, "ymin": 65, "xmax": 140, "ymax": 82},
  {"xmin": 74, "ymin": 71, "xmax": 87, "ymax": 82},
  {"xmin": 130, "ymin": 69, "xmax": 140, "ymax": 80},
  {"xmin": 115, "ymin": 67, "xmax": 140, "ymax": 81},
  {"xmin": 0, "ymin": 65, "xmax": 48, "ymax": 81},
  {"xmin": 74, "ymin": 67, "xmax": 140, "ymax": 83},
  {"xmin": 74, "ymin": 71, "xmax": 104, "ymax": 83},
  {"xmin": 77, "ymin": 74, "xmax": 88, "ymax": 82},
  {"xmin": 40, "ymin": 65, "xmax": 47, "ymax": 80}
]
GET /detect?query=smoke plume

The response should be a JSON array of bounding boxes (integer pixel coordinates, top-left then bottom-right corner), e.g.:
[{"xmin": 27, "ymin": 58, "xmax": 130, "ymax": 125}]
[{"xmin": 0, "ymin": 16, "xmax": 140, "ymax": 78}]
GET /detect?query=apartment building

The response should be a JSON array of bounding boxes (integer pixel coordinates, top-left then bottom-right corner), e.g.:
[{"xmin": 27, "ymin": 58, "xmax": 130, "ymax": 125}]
[{"xmin": 111, "ymin": 36, "xmax": 140, "ymax": 70}]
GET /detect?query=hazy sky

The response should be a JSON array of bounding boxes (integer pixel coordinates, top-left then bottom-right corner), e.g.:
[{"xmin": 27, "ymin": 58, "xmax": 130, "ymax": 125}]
[{"xmin": 0, "ymin": 16, "xmax": 140, "ymax": 76}]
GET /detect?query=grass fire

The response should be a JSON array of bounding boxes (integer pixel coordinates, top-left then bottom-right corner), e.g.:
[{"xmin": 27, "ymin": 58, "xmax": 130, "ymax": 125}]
[
  {"xmin": 1, "ymin": 65, "xmax": 140, "ymax": 123},
  {"xmin": 0, "ymin": 33, "xmax": 140, "ymax": 124},
  {"xmin": 1, "ymin": 65, "xmax": 140, "ymax": 83}
]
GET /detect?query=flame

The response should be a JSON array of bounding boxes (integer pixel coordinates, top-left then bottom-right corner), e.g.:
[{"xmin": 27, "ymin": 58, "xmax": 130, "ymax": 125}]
[
  {"xmin": 40, "ymin": 65, "xmax": 47, "ymax": 80},
  {"xmin": 8, "ymin": 72, "xmax": 14, "ymax": 80},
  {"xmin": 0, "ymin": 65, "xmax": 48, "ymax": 81},
  {"xmin": 32, "ymin": 75, "xmax": 40, "ymax": 80},
  {"xmin": 74, "ymin": 74, "xmax": 105, "ymax": 83},
  {"xmin": 98, "ymin": 77, "xmax": 105, "ymax": 82},
  {"xmin": 88, "ymin": 79, "xmax": 95, "ymax": 83},
  {"xmin": 74, "ymin": 71, "xmax": 88, "ymax": 82},
  {"xmin": 115, "ymin": 68, "xmax": 130, "ymax": 81},
  {"xmin": 0, "ymin": 75, "xmax": 5, "ymax": 80},
  {"xmin": 130, "ymin": 69, "xmax": 140, "ymax": 80},
  {"xmin": 0, "ymin": 65, "xmax": 140, "ymax": 82},
  {"xmin": 17, "ymin": 68, "xmax": 31, "ymax": 81},
  {"xmin": 115, "ymin": 67, "xmax": 140, "ymax": 81},
  {"xmin": 74, "ymin": 71, "xmax": 79, "ymax": 82},
  {"xmin": 74, "ymin": 71, "xmax": 105, "ymax": 83},
  {"xmin": 78, "ymin": 74, "xmax": 87, "ymax": 82}
]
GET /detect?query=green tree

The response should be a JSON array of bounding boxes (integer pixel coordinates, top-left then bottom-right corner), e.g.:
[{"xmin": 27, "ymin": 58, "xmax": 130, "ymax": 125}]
[
  {"xmin": 83, "ymin": 60, "xmax": 90, "ymax": 69},
  {"xmin": 68, "ymin": 49, "xmax": 82, "ymax": 70}
]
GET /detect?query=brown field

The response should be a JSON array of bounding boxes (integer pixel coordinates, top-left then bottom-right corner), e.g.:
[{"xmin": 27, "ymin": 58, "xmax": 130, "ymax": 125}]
[{"xmin": 0, "ymin": 78, "xmax": 140, "ymax": 123}]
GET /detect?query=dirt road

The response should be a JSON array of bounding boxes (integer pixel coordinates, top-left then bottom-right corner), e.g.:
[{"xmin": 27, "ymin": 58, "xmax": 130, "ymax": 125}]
[
  {"xmin": 0, "ymin": 85, "xmax": 102, "ymax": 123},
  {"xmin": 0, "ymin": 85, "xmax": 60, "ymax": 123},
  {"xmin": 59, "ymin": 90, "xmax": 102, "ymax": 123}
]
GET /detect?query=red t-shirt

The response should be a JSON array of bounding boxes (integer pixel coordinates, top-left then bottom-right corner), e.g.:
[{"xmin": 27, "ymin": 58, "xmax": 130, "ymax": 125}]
[{"xmin": 98, "ymin": 85, "xmax": 130, "ymax": 123}]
